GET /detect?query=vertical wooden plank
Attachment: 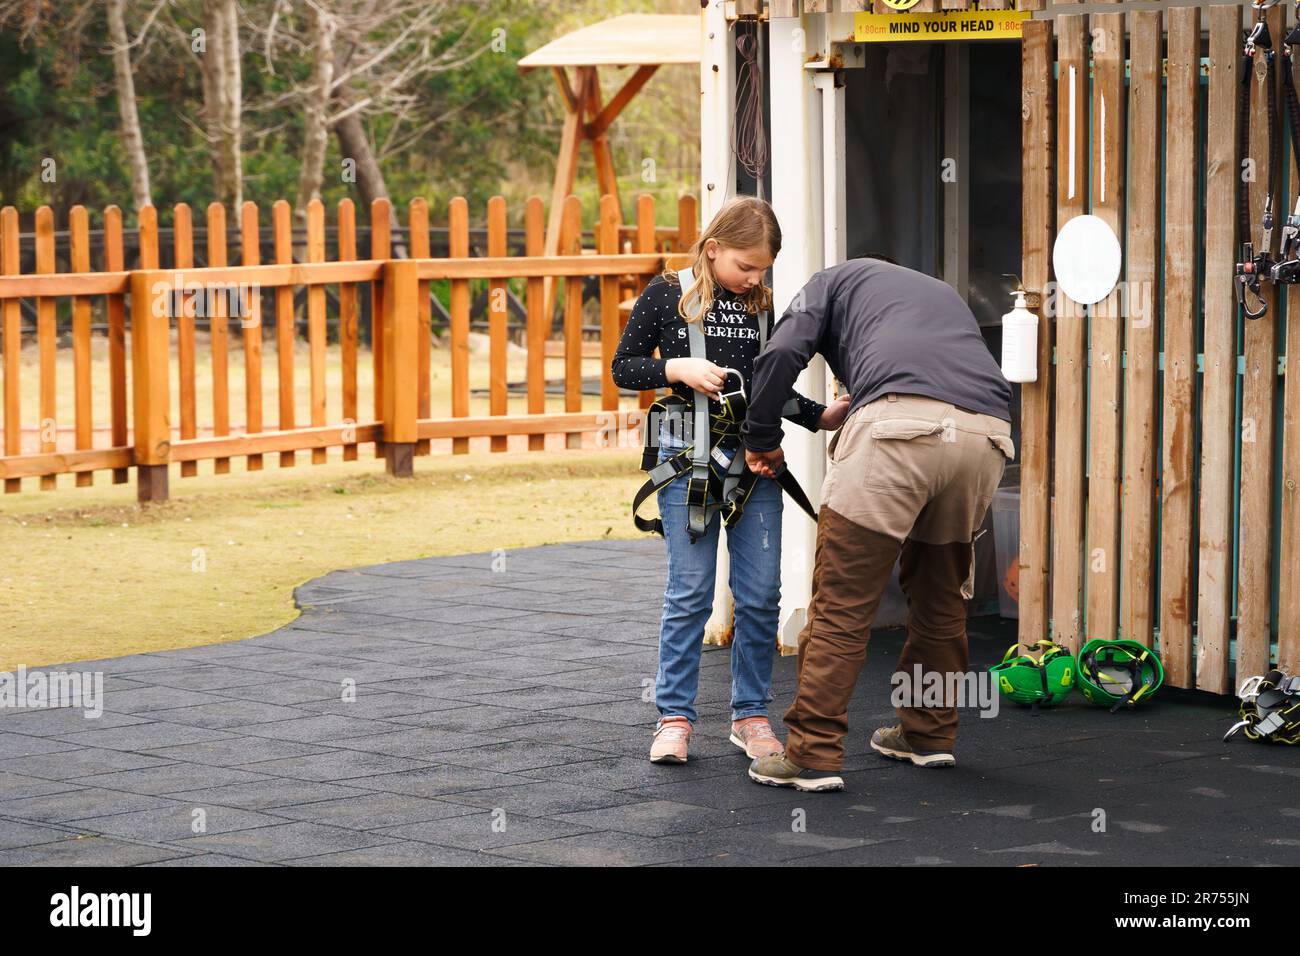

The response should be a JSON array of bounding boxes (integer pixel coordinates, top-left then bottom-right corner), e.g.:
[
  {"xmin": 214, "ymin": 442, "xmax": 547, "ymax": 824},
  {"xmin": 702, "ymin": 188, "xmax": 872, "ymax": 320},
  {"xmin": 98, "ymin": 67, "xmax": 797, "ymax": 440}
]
[
  {"xmin": 1052, "ymin": 14, "xmax": 1088, "ymax": 653},
  {"xmin": 370, "ymin": 197, "xmax": 391, "ymax": 459},
  {"xmin": 273, "ymin": 199, "xmax": 295, "ymax": 467},
  {"xmin": 241, "ymin": 201, "xmax": 264, "ymax": 471},
  {"xmin": 69, "ymin": 205, "xmax": 93, "ymax": 487},
  {"xmin": 409, "ymin": 197, "xmax": 432, "ymax": 456},
  {"xmin": 678, "ymin": 195, "xmax": 698, "ymax": 252},
  {"xmin": 104, "ymin": 206, "xmax": 128, "ymax": 484},
  {"xmin": 1122, "ymin": 10, "xmax": 1160, "ymax": 651},
  {"xmin": 134, "ymin": 205, "xmax": 166, "ymax": 500},
  {"xmin": 1197, "ymin": 5, "xmax": 1240, "ymax": 691},
  {"xmin": 636, "ymin": 193, "xmax": 656, "ymax": 263},
  {"xmin": 598, "ymin": 194, "xmax": 621, "ymax": 413},
  {"xmin": 307, "ymin": 199, "xmax": 327, "ymax": 464},
  {"xmin": 207, "ymin": 202, "xmax": 231, "ymax": 474},
  {"xmin": 130, "ymin": 268, "xmax": 170, "ymax": 502},
  {"xmin": 525, "ymin": 196, "xmax": 546, "ymax": 451},
  {"xmin": 1160, "ymin": 5, "xmax": 1201, "ymax": 690},
  {"xmin": 1019, "ymin": 17, "xmax": 1054, "ymax": 651},
  {"xmin": 1238, "ymin": 3, "xmax": 1283, "ymax": 681},
  {"xmin": 174, "ymin": 203, "xmax": 198, "ymax": 478},
  {"xmin": 1, "ymin": 207, "xmax": 20, "ymax": 493},
  {"xmin": 381, "ymin": 258, "xmax": 418, "ymax": 476},
  {"xmin": 1086, "ymin": 11, "xmax": 1125, "ymax": 644},
  {"xmin": 448, "ymin": 196, "xmax": 470, "ymax": 455},
  {"xmin": 1284, "ymin": 43, "xmax": 1300, "ymax": 674},
  {"xmin": 561, "ymin": 195, "xmax": 584, "ymax": 450},
  {"xmin": 35, "ymin": 206, "xmax": 55, "ymax": 490},
  {"xmin": 487, "ymin": 196, "xmax": 508, "ymax": 452},
  {"xmin": 338, "ymin": 198, "xmax": 359, "ymax": 462}
]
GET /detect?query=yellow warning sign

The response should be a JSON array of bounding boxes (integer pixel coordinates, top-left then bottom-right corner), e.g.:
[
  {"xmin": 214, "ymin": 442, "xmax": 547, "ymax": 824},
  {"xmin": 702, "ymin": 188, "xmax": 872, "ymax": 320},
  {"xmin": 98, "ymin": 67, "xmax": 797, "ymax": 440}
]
[{"xmin": 853, "ymin": 9, "xmax": 1030, "ymax": 42}]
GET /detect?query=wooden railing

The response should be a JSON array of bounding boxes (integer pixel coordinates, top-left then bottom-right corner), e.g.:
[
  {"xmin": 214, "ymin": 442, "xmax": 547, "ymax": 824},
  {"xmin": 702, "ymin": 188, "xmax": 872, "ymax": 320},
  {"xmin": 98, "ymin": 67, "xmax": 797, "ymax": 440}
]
[{"xmin": 0, "ymin": 192, "xmax": 699, "ymax": 501}]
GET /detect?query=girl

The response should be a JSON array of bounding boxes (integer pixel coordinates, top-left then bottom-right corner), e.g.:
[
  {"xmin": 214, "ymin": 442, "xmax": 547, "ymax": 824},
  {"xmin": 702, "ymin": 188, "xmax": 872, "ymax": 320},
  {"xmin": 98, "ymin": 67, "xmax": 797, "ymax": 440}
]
[{"xmin": 611, "ymin": 196, "xmax": 851, "ymax": 764}]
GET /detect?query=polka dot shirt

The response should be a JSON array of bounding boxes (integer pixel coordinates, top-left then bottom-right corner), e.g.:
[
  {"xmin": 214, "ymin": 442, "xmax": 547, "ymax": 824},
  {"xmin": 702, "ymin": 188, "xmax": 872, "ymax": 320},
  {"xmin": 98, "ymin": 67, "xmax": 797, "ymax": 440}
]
[{"xmin": 610, "ymin": 274, "xmax": 826, "ymax": 433}]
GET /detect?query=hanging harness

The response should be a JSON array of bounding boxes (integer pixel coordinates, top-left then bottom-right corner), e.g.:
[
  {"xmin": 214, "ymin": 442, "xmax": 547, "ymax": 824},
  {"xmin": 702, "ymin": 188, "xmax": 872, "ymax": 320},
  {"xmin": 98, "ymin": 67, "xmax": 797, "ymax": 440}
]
[
  {"xmin": 1235, "ymin": 0, "xmax": 1300, "ymax": 318},
  {"xmin": 631, "ymin": 268, "xmax": 819, "ymax": 544},
  {"xmin": 1224, "ymin": 669, "xmax": 1300, "ymax": 743}
]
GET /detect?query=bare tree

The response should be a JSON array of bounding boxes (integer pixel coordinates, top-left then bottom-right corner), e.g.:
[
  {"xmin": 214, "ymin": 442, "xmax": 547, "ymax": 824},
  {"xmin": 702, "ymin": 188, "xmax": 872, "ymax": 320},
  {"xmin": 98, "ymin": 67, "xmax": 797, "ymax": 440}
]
[
  {"xmin": 294, "ymin": 0, "xmax": 335, "ymax": 228},
  {"xmin": 107, "ymin": 0, "xmax": 153, "ymax": 210},
  {"xmin": 258, "ymin": 0, "xmax": 492, "ymax": 243},
  {"xmin": 200, "ymin": 0, "xmax": 242, "ymax": 211}
]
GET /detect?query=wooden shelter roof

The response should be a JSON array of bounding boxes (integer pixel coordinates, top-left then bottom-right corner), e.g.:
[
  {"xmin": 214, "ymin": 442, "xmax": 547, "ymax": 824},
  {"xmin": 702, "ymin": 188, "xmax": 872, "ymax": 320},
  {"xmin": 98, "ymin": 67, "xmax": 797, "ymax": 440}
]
[{"xmin": 517, "ymin": 14, "xmax": 701, "ymax": 72}]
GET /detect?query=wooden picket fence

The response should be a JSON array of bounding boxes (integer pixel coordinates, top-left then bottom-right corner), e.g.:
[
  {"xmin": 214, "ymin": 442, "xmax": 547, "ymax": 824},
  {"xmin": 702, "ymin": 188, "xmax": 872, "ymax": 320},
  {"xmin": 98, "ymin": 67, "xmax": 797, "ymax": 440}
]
[
  {"xmin": 1018, "ymin": 6, "xmax": 1298, "ymax": 693},
  {"xmin": 0, "ymin": 192, "xmax": 699, "ymax": 501}
]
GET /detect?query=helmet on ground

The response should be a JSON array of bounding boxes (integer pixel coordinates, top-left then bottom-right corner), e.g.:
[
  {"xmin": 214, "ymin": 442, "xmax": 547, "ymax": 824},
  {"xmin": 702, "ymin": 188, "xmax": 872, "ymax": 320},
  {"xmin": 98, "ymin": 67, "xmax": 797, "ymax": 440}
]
[
  {"xmin": 1076, "ymin": 638, "xmax": 1163, "ymax": 712},
  {"xmin": 989, "ymin": 640, "xmax": 1076, "ymax": 707}
]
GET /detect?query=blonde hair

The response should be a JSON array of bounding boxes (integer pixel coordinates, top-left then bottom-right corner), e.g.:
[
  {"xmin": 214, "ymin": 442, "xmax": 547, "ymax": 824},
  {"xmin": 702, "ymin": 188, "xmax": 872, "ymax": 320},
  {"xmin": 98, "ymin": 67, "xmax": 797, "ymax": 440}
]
[{"xmin": 665, "ymin": 196, "xmax": 781, "ymax": 325}]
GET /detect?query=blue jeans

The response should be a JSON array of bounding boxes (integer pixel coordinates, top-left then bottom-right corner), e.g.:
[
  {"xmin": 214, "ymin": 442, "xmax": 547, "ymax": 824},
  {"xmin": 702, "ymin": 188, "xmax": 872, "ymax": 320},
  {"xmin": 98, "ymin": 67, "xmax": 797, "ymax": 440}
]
[{"xmin": 654, "ymin": 435, "xmax": 784, "ymax": 725}]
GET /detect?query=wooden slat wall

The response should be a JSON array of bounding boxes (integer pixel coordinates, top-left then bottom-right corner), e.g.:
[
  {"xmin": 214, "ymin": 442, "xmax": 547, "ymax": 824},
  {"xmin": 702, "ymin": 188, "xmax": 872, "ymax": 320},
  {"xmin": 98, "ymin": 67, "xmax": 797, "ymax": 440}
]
[
  {"xmin": 1198, "ymin": 5, "xmax": 1241, "ymax": 692},
  {"xmin": 1086, "ymin": 10, "xmax": 1124, "ymax": 648},
  {"xmin": 1237, "ymin": 3, "xmax": 1283, "ymax": 681},
  {"xmin": 1052, "ymin": 14, "xmax": 1087, "ymax": 654},
  {"xmin": 1018, "ymin": 17, "xmax": 1053, "ymax": 664},
  {"xmin": 1, "ymin": 207, "xmax": 18, "ymax": 493}
]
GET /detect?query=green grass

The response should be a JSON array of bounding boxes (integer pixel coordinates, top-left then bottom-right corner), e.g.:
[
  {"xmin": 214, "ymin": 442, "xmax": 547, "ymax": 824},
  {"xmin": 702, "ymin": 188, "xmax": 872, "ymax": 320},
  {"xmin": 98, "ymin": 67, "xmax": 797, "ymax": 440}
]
[{"xmin": 0, "ymin": 445, "xmax": 649, "ymax": 671}]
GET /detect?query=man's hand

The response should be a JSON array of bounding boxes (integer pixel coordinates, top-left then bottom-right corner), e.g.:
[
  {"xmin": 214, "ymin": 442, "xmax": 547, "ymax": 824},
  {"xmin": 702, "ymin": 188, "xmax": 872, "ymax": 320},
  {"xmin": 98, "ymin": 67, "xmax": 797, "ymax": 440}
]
[
  {"xmin": 745, "ymin": 446, "xmax": 785, "ymax": 478},
  {"xmin": 818, "ymin": 393, "xmax": 852, "ymax": 431}
]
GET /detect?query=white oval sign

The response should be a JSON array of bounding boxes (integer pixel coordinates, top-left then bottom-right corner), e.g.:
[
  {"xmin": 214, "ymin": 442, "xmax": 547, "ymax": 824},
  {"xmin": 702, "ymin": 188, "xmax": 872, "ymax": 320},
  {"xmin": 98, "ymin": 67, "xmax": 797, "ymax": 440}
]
[{"xmin": 1052, "ymin": 214, "xmax": 1122, "ymax": 306}]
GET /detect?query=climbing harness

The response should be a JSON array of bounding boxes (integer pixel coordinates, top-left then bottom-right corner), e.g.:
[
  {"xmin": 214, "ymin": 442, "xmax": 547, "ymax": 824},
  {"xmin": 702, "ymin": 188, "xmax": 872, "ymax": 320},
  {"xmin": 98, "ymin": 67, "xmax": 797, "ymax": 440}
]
[
  {"xmin": 1076, "ymin": 638, "xmax": 1164, "ymax": 712},
  {"xmin": 1235, "ymin": 0, "xmax": 1300, "ymax": 318},
  {"xmin": 631, "ymin": 267, "xmax": 818, "ymax": 543},
  {"xmin": 988, "ymin": 640, "xmax": 1076, "ymax": 711},
  {"xmin": 1224, "ymin": 669, "xmax": 1300, "ymax": 743}
]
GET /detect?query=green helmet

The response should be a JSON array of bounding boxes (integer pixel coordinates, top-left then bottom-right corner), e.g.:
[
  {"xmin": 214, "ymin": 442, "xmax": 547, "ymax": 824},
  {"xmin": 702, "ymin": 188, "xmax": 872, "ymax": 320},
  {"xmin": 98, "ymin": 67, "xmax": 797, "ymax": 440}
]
[
  {"xmin": 989, "ymin": 640, "xmax": 1076, "ymax": 707},
  {"xmin": 1077, "ymin": 639, "xmax": 1163, "ymax": 712}
]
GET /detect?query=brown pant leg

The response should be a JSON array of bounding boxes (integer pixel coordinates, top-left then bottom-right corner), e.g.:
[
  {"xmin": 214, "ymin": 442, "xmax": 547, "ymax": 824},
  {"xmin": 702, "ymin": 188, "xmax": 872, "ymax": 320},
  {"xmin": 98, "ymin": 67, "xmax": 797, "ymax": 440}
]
[
  {"xmin": 783, "ymin": 505, "xmax": 903, "ymax": 771},
  {"xmin": 894, "ymin": 537, "xmax": 973, "ymax": 751}
]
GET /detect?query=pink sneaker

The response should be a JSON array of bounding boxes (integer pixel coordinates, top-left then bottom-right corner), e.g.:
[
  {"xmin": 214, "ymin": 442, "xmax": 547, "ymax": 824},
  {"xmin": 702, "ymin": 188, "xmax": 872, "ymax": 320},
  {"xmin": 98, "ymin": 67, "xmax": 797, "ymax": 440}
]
[
  {"xmin": 729, "ymin": 716, "xmax": 784, "ymax": 758},
  {"xmin": 650, "ymin": 716, "xmax": 691, "ymax": 764}
]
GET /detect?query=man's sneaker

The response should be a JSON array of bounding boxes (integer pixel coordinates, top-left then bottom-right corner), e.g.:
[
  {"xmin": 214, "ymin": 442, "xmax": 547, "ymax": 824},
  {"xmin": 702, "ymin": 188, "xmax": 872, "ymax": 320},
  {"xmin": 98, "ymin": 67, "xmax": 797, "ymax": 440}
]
[
  {"xmin": 747, "ymin": 753, "xmax": 844, "ymax": 792},
  {"xmin": 650, "ymin": 716, "xmax": 692, "ymax": 764},
  {"xmin": 729, "ymin": 716, "xmax": 784, "ymax": 758},
  {"xmin": 870, "ymin": 725, "xmax": 956, "ymax": 768}
]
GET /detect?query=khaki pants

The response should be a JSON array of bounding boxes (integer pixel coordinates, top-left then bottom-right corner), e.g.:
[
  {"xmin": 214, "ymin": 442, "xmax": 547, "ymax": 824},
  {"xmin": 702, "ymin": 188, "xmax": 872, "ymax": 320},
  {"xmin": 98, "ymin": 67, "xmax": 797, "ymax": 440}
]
[{"xmin": 784, "ymin": 393, "xmax": 1013, "ymax": 770}]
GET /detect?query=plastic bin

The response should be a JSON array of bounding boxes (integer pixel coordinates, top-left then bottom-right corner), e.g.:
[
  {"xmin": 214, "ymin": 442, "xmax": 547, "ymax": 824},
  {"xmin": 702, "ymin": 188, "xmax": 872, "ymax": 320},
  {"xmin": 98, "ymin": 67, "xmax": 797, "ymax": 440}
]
[{"xmin": 991, "ymin": 486, "xmax": 1020, "ymax": 619}]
